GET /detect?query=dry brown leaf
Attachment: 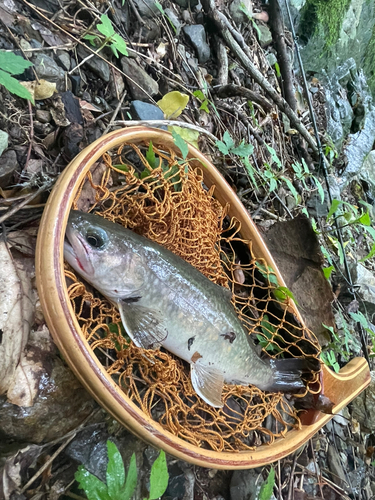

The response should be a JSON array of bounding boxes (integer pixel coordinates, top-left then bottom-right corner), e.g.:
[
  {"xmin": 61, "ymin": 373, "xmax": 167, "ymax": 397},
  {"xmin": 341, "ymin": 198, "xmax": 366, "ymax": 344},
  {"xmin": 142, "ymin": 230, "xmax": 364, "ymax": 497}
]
[
  {"xmin": 0, "ymin": 242, "xmax": 35, "ymax": 395},
  {"xmin": 79, "ymin": 99, "xmax": 101, "ymax": 112},
  {"xmin": 76, "ymin": 162, "xmax": 112, "ymax": 212},
  {"xmin": 20, "ymin": 79, "xmax": 56, "ymax": 100}
]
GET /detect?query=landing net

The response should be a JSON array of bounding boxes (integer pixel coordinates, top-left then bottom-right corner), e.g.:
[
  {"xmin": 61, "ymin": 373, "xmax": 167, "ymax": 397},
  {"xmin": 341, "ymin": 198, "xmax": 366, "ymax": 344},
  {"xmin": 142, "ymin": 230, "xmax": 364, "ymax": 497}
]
[{"xmin": 65, "ymin": 140, "xmax": 321, "ymax": 452}]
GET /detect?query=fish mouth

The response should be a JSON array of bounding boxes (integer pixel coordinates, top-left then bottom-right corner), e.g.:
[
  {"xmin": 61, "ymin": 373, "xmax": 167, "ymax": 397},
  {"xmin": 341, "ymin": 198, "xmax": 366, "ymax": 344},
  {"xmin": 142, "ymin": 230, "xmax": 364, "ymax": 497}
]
[{"xmin": 64, "ymin": 225, "xmax": 93, "ymax": 275}]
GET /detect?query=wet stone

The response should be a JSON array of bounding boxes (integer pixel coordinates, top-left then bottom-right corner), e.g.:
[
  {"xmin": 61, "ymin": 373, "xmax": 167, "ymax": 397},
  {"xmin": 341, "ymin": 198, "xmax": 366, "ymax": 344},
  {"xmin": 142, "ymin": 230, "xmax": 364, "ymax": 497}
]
[
  {"xmin": 229, "ymin": 0, "xmax": 252, "ymax": 24},
  {"xmin": 0, "ymin": 357, "xmax": 95, "ymax": 444},
  {"xmin": 121, "ymin": 58, "xmax": 159, "ymax": 101},
  {"xmin": 57, "ymin": 50, "xmax": 71, "ymax": 71},
  {"xmin": 171, "ymin": 0, "xmax": 198, "ymax": 8},
  {"xmin": 77, "ymin": 45, "xmax": 110, "ymax": 83},
  {"xmin": 0, "ymin": 149, "xmax": 18, "ymax": 188},
  {"xmin": 257, "ymin": 24, "xmax": 273, "ymax": 47},
  {"xmin": 130, "ymin": 100, "xmax": 167, "ymax": 129},
  {"xmin": 183, "ymin": 25, "xmax": 210, "ymax": 64},
  {"xmin": 164, "ymin": 8, "xmax": 182, "ymax": 35},
  {"xmin": 132, "ymin": 0, "xmax": 162, "ymax": 18},
  {"xmin": 31, "ymin": 53, "xmax": 65, "ymax": 91},
  {"xmin": 230, "ymin": 469, "xmax": 261, "ymax": 500},
  {"xmin": 35, "ymin": 109, "xmax": 52, "ymax": 123}
]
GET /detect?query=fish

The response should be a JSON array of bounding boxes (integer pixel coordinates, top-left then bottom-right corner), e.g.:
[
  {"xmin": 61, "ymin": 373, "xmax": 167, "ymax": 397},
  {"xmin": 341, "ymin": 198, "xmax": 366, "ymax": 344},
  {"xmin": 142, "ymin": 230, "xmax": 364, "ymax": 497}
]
[{"xmin": 64, "ymin": 211, "xmax": 319, "ymax": 408}]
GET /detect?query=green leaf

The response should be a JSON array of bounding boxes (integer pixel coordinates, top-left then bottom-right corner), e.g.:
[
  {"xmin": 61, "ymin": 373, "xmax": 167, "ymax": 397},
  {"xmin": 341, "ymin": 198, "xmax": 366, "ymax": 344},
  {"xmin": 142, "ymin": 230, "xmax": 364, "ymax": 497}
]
[
  {"xmin": 231, "ymin": 141, "xmax": 254, "ymax": 157},
  {"xmin": 97, "ymin": 14, "xmax": 115, "ymax": 38},
  {"xmin": 360, "ymin": 241, "xmax": 375, "ymax": 262},
  {"xmin": 273, "ymin": 286, "xmax": 298, "ymax": 304},
  {"xmin": 75, "ymin": 466, "xmax": 111, "ymax": 500},
  {"xmin": 250, "ymin": 18, "xmax": 262, "ymax": 40},
  {"xmin": 223, "ymin": 130, "xmax": 235, "ymax": 150},
  {"xmin": 312, "ymin": 175, "xmax": 325, "ymax": 204},
  {"xmin": 274, "ymin": 61, "xmax": 281, "ymax": 78},
  {"xmin": 0, "ymin": 51, "xmax": 33, "ymax": 75},
  {"xmin": 193, "ymin": 90, "xmax": 205, "ymax": 100},
  {"xmin": 172, "ymin": 129, "xmax": 188, "ymax": 159},
  {"xmin": 199, "ymin": 100, "xmax": 209, "ymax": 113},
  {"xmin": 358, "ymin": 211, "xmax": 371, "ymax": 226},
  {"xmin": 149, "ymin": 450, "xmax": 169, "ymax": 500},
  {"xmin": 243, "ymin": 157, "xmax": 258, "ymax": 188},
  {"xmin": 216, "ymin": 140, "xmax": 229, "ymax": 155},
  {"xmin": 301, "ymin": 207, "xmax": 309, "ymax": 217},
  {"xmin": 111, "ymin": 34, "xmax": 128, "ymax": 56},
  {"xmin": 326, "ymin": 199, "xmax": 342, "ymax": 221},
  {"xmin": 322, "ymin": 265, "xmax": 334, "ymax": 279},
  {"xmin": 0, "ymin": 69, "xmax": 33, "ymax": 101},
  {"xmin": 154, "ymin": 0, "xmax": 165, "ymax": 14},
  {"xmin": 269, "ymin": 177, "xmax": 278, "ymax": 192},
  {"xmin": 265, "ymin": 144, "xmax": 282, "ymax": 168},
  {"xmin": 256, "ymin": 262, "xmax": 279, "ymax": 286},
  {"xmin": 123, "ymin": 453, "xmax": 137, "ymax": 500},
  {"xmin": 106, "ymin": 441, "xmax": 125, "ymax": 499},
  {"xmin": 259, "ymin": 467, "xmax": 275, "ymax": 500},
  {"xmin": 146, "ymin": 141, "xmax": 158, "ymax": 170},
  {"xmin": 281, "ymin": 176, "xmax": 299, "ymax": 203},
  {"xmin": 84, "ymin": 34, "xmax": 100, "ymax": 46},
  {"xmin": 349, "ymin": 311, "xmax": 370, "ymax": 330}
]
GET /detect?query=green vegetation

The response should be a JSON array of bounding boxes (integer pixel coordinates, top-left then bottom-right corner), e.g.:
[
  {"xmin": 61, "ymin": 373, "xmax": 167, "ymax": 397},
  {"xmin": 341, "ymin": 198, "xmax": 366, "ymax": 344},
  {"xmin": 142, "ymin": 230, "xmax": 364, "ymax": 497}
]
[
  {"xmin": 0, "ymin": 51, "xmax": 33, "ymax": 101},
  {"xmin": 75, "ymin": 441, "xmax": 169, "ymax": 500},
  {"xmin": 299, "ymin": 0, "xmax": 352, "ymax": 49},
  {"xmin": 84, "ymin": 14, "xmax": 128, "ymax": 58}
]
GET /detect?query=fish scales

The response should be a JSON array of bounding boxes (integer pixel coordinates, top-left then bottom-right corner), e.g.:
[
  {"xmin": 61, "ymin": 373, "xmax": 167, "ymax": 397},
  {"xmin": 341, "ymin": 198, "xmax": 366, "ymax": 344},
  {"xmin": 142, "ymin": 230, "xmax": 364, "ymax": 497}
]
[{"xmin": 64, "ymin": 211, "xmax": 318, "ymax": 407}]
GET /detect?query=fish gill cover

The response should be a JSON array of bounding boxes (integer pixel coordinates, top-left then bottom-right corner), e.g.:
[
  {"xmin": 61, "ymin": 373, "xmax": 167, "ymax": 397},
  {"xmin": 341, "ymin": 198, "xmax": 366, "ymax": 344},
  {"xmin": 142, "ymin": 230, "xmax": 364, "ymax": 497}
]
[{"xmin": 64, "ymin": 140, "xmax": 321, "ymax": 452}]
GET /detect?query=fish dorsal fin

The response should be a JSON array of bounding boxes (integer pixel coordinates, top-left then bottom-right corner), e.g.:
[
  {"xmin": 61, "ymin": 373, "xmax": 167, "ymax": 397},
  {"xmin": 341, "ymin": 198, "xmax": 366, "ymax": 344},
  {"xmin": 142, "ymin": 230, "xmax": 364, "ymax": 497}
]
[
  {"xmin": 190, "ymin": 360, "xmax": 224, "ymax": 408},
  {"xmin": 118, "ymin": 300, "xmax": 168, "ymax": 350}
]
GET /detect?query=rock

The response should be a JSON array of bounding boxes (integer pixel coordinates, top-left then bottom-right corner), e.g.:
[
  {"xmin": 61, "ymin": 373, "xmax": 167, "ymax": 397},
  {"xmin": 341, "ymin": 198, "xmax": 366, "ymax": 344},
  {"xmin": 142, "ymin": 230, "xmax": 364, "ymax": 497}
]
[
  {"xmin": 0, "ymin": 355, "xmax": 95, "ymax": 443},
  {"xmin": 57, "ymin": 50, "xmax": 71, "ymax": 71},
  {"xmin": 257, "ymin": 23, "xmax": 273, "ymax": 47},
  {"xmin": 350, "ymin": 263, "xmax": 375, "ymax": 318},
  {"xmin": 77, "ymin": 45, "xmax": 110, "ymax": 83},
  {"xmin": 35, "ymin": 109, "xmax": 52, "ymax": 123},
  {"xmin": 130, "ymin": 100, "xmax": 167, "ymax": 129},
  {"xmin": 164, "ymin": 8, "xmax": 182, "ymax": 35},
  {"xmin": 327, "ymin": 445, "xmax": 347, "ymax": 490},
  {"xmin": 31, "ymin": 53, "xmax": 65, "ymax": 92},
  {"xmin": 266, "ymin": 52, "xmax": 278, "ymax": 66},
  {"xmin": 121, "ymin": 57, "xmax": 159, "ymax": 101},
  {"xmin": 296, "ymin": 0, "xmax": 375, "ymax": 100},
  {"xmin": 182, "ymin": 9, "xmax": 192, "ymax": 23},
  {"xmin": 183, "ymin": 25, "xmax": 210, "ymax": 64},
  {"xmin": 360, "ymin": 150, "xmax": 375, "ymax": 196},
  {"xmin": 132, "ymin": 0, "xmax": 162, "ymax": 18},
  {"xmin": 351, "ymin": 371, "xmax": 375, "ymax": 431},
  {"xmin": 230, "ymin": 469, "xmax": 261, "ymax": 500},
  {"xmin": 171, "ymin": 0, "xmax": 198, "ymax": 8},
  {"xmin": 229, "ymin": 0, "xmax": 252, "ymax": 24},
  {"xmin": 0, "ymin": 129, "xmax": 9, "ymax": 157},
  {"xmin": 0, "ymin": 149, "xmax": 18, "ymax": 188}
]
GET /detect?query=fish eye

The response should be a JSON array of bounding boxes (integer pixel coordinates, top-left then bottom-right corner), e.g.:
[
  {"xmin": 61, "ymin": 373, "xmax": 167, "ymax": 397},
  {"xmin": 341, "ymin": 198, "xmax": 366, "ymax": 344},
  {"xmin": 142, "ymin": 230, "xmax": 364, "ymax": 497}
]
[{"xmin": 85, "ymin": 228, "xmax": 107, "ymax": 249}]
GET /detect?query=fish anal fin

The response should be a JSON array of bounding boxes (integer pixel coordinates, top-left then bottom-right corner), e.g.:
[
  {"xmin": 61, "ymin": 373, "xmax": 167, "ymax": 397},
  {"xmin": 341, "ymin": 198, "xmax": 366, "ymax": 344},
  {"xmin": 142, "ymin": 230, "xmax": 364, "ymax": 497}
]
[
  {"xmin": 118, "ymin": 300, "xmax": 168, "ymax": 350},
  {"xmin": 191, "ymin": 361, "xmax": 224, "ymax": 408}
]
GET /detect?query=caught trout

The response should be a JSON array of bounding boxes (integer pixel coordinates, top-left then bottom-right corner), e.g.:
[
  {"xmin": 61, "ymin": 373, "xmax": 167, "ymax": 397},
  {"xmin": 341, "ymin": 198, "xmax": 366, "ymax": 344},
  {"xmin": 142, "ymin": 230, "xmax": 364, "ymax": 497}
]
[{"xmin": 64, "ymin": 211, "xmax": 317, "ymax": 407}]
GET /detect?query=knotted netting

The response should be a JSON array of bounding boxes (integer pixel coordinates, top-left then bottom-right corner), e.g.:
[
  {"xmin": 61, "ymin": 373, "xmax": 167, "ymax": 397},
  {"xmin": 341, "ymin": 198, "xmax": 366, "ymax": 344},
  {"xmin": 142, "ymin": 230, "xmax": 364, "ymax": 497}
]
[{"xmin": 65, "ymin": 140, "xmax": 321, "ymax": 452}]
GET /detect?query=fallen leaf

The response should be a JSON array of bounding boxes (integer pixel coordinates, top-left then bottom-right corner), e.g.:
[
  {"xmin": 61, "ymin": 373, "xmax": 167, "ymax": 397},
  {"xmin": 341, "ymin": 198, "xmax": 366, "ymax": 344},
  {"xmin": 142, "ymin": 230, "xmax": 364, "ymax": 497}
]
[
  {"xmin": 75, "ymin": 162, "xmax": 112, "ymax": 212},
  {"xmin": 158, "ymin": 91, "xmax": 189, "ymax": 119},
  {"xmin": 0, "ymin": 242, "xmax": 35, "ymax": 395},
  {"xmin": 20, "ymin": 79, "xmax": 56, "ymax": 100},
  {"xmin": 7, "ymin": 350, "xmax": 44, "ymax": 406},
  {"xmin": 156, "ymin": 41, "xmax": 167, "ymax": 59},
  {"xmin": 167, "ymin": 125, "xmax": 199, "ymax": 149},
  {"xmin": 79, "ymin": 99, "xmax": 101, "ymax": 112}
]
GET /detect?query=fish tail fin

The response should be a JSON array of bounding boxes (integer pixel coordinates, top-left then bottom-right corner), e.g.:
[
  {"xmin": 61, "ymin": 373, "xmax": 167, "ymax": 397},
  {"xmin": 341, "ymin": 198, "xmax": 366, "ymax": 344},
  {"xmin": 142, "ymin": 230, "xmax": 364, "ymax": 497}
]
[{"xmin": 265, "ymin": 357, "xmax": 321, "ymax": 392}]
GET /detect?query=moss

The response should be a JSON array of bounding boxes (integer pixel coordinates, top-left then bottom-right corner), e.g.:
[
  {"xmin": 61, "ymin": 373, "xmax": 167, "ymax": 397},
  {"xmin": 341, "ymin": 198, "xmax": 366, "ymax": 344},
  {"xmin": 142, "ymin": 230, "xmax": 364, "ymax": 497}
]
[
  {"xmin": 299, "ymin": 0, "xmax": 352, "ymax": 49},
  {"xmin": 363, "ymin": 25, "xmax": 375, "ymax": 97}
]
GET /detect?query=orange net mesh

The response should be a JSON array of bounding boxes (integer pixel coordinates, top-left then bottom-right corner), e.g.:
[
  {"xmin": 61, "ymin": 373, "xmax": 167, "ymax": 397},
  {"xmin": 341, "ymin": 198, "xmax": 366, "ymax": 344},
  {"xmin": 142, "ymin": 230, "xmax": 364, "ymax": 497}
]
[{"xmin": 65, "ymin": 140, "xmax": 321, "ymax": 452}]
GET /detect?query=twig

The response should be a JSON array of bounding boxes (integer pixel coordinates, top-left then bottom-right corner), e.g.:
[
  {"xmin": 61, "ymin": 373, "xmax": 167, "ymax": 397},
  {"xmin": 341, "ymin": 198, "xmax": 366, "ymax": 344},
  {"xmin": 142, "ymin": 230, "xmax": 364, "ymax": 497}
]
[
  {"xmin": 23, "ymin": 100, "xmax": 34, "ymax": 174},
  {"xmin": 215, "ymin": 37, "xmax": 229, "ymax": 86},
  {"xmin": 0, "ymin": 181, "xmax": 53, "ymax": 225},
  {"xmin": 19, "ymin": 0, "xmax": 157, "ymax": 104},
  {"xmin": 268, "ymin": 0, "xmax": 297, "ymax": 111},
  {"xmin": 216, "ymin": 100, "xmax": 264, "ymax": 145},
  {"xmin": 213, "ymin": 83, "xmax": 273, "ymax": 113},
  {"xmin": 113, "ymin": 120, "xmax": 219, "ymax": 142},
  {"xmin": 103, "ymin": 90, "xmax": 128, "ymax": 135},
  {"xmin": 69, "ymin": 41, "xmax": 107, "ymax": 76},
  {"xmin": 202, "ymin": 0, "xmax": 322, "ymax": 158}
]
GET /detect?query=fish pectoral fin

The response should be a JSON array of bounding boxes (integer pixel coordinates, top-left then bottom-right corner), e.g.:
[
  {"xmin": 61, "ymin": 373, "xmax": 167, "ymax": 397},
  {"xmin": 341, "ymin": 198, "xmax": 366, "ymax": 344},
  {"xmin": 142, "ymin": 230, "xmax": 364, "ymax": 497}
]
[
  {"xmin": 191, "ymin": 362, "xmax": 224, "ymax": 408},
  {"xmin": 118, "ymin": 300, "xmax": 168, "ymax": 350}
]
